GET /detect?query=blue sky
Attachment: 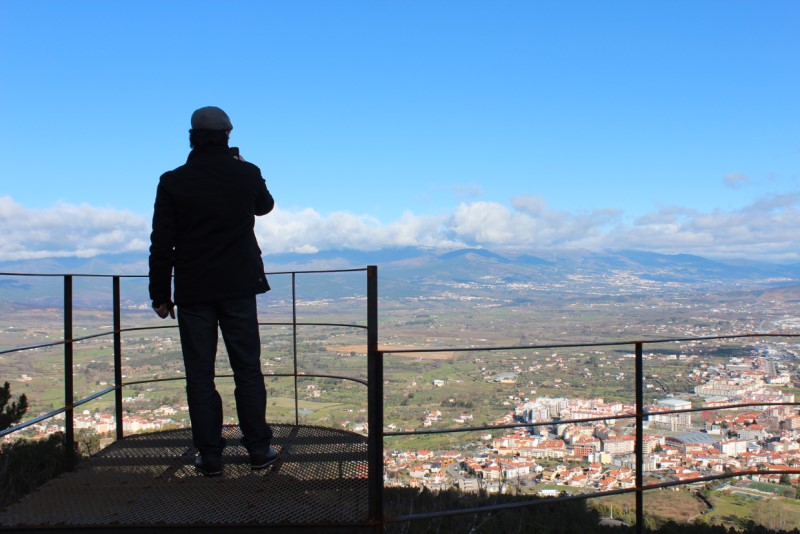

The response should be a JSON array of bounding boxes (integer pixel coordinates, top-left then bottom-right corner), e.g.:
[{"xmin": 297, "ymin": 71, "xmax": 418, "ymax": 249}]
[{"xmin": 1, "ymin": 1, "xmax": 798, "ymax": 261}]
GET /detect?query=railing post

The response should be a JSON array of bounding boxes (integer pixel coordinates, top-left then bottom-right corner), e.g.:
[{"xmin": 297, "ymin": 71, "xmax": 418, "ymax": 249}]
[
  {"xmin": 292, "ymin": 272, "xmax": 299, "ymax": 426},
  {"xmin": 64, "ymin": 275, "xmax": 75, "ymax": 470},
  {"xmin": 366, "ymin": 265, "xmax": 383, "ymax": 530},
  {"xmin": 113, "ymin": 276, "xmax": 124, "ymax": 441},
  {"xmin": 635, "ymin": 342, "xmax": 644, "ymax": 534}
]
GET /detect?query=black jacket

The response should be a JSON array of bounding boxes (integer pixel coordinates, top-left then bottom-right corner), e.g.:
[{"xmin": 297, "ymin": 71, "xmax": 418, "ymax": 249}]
[{"xmin": 148, "ymin": 146, "xmax": 274, "ymax": 306}]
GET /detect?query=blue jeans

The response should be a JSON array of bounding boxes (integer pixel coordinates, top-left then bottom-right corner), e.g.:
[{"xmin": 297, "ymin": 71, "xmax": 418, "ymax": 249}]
[{"xmin": 177, "ymin": 295, "xmax": 272, "ymax": 458}]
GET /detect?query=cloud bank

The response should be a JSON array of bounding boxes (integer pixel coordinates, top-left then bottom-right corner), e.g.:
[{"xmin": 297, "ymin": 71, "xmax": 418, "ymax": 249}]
[
  {"xmin": 1, "ymin": 194, "xmax": 799, "ymax": 263},
  {"xmin": 0, "ymin": 197, "xmax": 150, "ymax": 260}
]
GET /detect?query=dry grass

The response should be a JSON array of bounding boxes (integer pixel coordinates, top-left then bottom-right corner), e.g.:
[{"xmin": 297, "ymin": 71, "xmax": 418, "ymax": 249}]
[{"xmin": 590, "ymin": 489, "xmax": 707, "ymax": 525}]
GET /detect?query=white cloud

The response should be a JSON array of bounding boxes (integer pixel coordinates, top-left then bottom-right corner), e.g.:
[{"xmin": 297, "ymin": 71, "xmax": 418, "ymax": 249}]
[
  {"xmin": 254, "ymin": 208, "xmax": 455, "ymax": 253},
  {"xmin": 1, "ymin": 193, "xmax": 799, "ymax": 263},
  {"xmin": 0, "ymin": 196, "xmax": 150, "ymax": 261},
  {"xmin": 723, "ymin": 173, "xmax": 750, "ymax": 189},
  {"xmin": 607, "ymin": 193, "xmax": 800, "ymax": 261},
  {"xmin": 511, "ymin": 194, "xmax": 547, "ymax": 216}
]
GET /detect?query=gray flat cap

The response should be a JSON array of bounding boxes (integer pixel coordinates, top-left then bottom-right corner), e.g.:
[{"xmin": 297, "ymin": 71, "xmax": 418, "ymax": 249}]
[{"xmin": 191, "ymin": 106, "xmax": 233, "ymax": 130}]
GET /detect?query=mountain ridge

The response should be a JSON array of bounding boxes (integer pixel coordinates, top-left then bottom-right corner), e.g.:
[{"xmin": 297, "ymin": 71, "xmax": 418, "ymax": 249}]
[
  {"xmin": 1, "ymin": 246, "xmax": 798, "ymax": 279},
  {"xmin": 1, "ymin": 247, "xmax": 798, "ymax": 305}
]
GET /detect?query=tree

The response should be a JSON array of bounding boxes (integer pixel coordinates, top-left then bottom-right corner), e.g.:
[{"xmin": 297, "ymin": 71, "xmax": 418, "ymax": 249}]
[
  {"xmin": 0, "ymin": 381, "xmax": 28, "ymax": 431},
  {"xmin": 76, "ymin": 428, "xmax": 101, "ymax": 457}
]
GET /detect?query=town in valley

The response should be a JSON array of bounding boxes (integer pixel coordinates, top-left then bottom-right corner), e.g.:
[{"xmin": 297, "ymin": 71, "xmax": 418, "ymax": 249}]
[{"xmin": 2, "ymin": 250, "xmax": 800, "ymax": 527}]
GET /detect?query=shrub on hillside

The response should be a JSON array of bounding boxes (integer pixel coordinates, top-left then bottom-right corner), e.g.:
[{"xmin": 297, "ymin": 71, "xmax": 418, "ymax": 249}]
[{"xmin": 0, "ymin": 432, "xmax": 78, "ymax": 508}]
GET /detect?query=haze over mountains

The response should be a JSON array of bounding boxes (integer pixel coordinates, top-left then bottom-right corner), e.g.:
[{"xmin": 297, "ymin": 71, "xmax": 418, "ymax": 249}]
[{"xmin": 1, "ymin": 247, "xmax": 799, "ymax": 307}]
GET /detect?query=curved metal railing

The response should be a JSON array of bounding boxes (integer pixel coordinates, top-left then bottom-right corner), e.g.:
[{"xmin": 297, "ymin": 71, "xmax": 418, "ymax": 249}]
[
  {"xmin": 1, "ymin": 268, "xmax": 798, "ymax": 533},
  {"xmin": 0, "ymin": 268, "xmax": 377, "ymax": 447}
]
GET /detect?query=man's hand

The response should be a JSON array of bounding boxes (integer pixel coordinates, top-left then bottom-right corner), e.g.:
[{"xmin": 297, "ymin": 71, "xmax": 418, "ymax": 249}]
[{"xmin": 153, "ymin": 301, "xmax": 175, "ymax": 319}]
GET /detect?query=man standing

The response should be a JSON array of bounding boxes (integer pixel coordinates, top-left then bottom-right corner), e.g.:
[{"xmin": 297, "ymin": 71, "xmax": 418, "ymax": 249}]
[{"xmin": 149, "ymin": 106, "xmax": 276, "ymax": 476}]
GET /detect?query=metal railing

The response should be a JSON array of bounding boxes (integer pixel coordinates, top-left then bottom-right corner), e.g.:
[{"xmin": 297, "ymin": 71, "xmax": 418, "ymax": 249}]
[
  {"xmin": 374, "ymin": 334, "xmax": 800, "ymax": 532},
  {"xmin": 2, "ymin": 268, "xmax": 799, "ymax": 533},
  {"xmin": 0, "ymin": 268, "xmax": 378, "ymax": 473}
]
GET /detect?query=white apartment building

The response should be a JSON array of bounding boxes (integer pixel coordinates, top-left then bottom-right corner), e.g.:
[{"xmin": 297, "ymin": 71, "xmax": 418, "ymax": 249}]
[
  {"xmin": 602, "ymin": 436, "xmax": 635, "ymax": 455},
  {"xmin": 649, "ymin": 398, "xmax": 692, "ymax": 431},
  {"xmin": 715, "ymin": 439, "xmax": 748, "ymax": 457}
]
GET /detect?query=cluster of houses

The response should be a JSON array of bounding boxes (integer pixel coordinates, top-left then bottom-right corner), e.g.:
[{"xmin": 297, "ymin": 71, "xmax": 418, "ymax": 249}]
[
  {"xmin": 71, "ymin": 406, "xmax": 180, "ymax": 434},
  {"xmin": 7, "ymin": 337, "xmax": 798, "ymax": 500},
  {"xmin": 7, "ymin": 401, "xmax": 184, "ymax": 443},
  {"xmin": 384, "ymin": 350, "xmax": 800, "ymax": 495}
]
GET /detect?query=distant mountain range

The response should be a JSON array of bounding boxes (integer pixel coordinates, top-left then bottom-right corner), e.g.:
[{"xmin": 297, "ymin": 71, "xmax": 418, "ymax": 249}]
[{"xmin": 1, "ymin": 247, "xmax": 799, "ymax": 306}]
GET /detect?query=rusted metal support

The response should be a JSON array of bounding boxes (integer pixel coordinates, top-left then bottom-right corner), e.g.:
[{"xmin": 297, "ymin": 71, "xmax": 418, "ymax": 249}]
[
  {"xmin": 635, "ymin": 342, "xmax": 644, "ymax": 534},
  {"xmin": 64, "ymin": 275, "xmax": 75, "ymax": 470},
  {"xmin": 366, "ymin": 265, "xmax": 382, "ymax": 531},
  {"xmin": 113, "ymin": 276, "xmax": 124, "ymax": 441}
]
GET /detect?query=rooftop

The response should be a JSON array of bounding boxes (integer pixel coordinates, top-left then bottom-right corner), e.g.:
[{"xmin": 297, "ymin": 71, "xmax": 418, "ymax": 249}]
[{"xmin": 667, "ymin": 431, "xmax": 720, "ymax": 445}]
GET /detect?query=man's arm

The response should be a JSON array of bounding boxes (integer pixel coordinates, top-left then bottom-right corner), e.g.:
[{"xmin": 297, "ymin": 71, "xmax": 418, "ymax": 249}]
[
  {"xmin": 148, "ymin": 179, "xmax": 176, "ymax": 317},
  {"xmin": 248, "ymin": 163, "xmax": 274, "ymax": 216},
  {"xmin": 255, "ymin": 180, "xmax": 275, "ymax": 216}
]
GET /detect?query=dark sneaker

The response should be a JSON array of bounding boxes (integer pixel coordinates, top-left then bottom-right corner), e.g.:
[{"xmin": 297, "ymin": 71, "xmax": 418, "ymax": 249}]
[
  {"xmin": 250, "ymin": 447, "xmax": 279, "ymax": 470},
  {"xmin": 194, "ymin": 455, "xmax": 222, "ymax": 477}
]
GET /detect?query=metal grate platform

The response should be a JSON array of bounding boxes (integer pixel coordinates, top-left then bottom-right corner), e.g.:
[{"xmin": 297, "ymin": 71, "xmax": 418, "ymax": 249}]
[{"xmin": 0, "ymin": 424, "xmax": 371, "ymax": 532}]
